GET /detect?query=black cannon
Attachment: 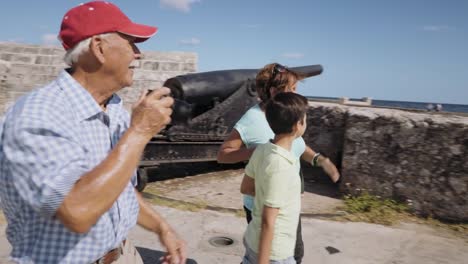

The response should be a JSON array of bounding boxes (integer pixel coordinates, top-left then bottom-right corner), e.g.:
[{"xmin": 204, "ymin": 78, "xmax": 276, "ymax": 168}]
[{"xmin": 136, "ymin": 65, "xmax": 323, "ymax": 190}]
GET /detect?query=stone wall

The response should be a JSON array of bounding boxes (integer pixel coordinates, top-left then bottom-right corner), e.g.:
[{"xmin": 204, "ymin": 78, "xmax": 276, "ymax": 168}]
[
  {"xmin": 0, "ymin": 42, "xmax": 197, "ymax": 113},
  {"xmin": 305, "ymin": 102, "xmax": 468, "ymax": 221}
]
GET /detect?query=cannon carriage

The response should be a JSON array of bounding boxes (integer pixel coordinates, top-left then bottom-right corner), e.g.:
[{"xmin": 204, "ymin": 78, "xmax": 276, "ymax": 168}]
[{"xmin": 136, "ymin": 65, "xmax": 323, "ymax": 190}]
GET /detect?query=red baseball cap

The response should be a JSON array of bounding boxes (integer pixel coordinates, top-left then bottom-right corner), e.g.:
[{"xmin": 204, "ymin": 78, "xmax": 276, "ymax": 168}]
[{"xmin": 58, "ymin": 1, "xmax": 158, "ymax": 50}]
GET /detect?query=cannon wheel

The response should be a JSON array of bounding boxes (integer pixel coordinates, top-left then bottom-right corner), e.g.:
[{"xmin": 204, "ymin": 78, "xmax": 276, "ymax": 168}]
[{"xmin": 136, "ymin": 167, "xmax": 148, "ymax": 192}]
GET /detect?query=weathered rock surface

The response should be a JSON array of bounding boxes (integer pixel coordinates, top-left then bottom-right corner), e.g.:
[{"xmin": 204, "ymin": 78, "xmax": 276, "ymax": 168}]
[{"xmin": 305, "ymin": 102, "xmax": 468, "ymax": 221}]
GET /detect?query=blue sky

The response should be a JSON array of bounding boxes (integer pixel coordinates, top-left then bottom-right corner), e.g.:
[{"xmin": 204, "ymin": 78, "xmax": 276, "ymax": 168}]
[{"xmin": 1, "ymin": 0, "xmax": 467, "ymax": 104}]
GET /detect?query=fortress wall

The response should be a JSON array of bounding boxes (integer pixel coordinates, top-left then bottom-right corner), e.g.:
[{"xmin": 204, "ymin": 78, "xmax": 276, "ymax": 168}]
[{"xmin": 306, "ymin": 102, "xmax": 468, "ymax": 221}]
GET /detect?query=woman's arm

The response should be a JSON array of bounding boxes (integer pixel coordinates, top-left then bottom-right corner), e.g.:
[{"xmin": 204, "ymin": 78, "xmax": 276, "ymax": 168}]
[
  {"xmin": 217, "ymin": 129, "xmax": 255, "ymax": 164},
  {"xmin": 301, "ymin": 146, "xmax": 340, "ymax": 183},
  {"xmin": 240, "ymin": 174, "xmax": 255, "ymax": 196}
]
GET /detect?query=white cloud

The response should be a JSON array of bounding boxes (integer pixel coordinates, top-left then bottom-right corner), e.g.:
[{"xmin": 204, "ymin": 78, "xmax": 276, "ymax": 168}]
[
  {"xmin": 178, "ymin": 37, "xmax": 201, "ymax": 46},
  {"xmin": 422, "ymin": 25, "xmax": 451, "ymax": 32},
  {"xmin": 281, "ymin": 53, "xmax": 305, "ymax": 59},
  {"xmin": 160, "ymin": 0, "xmax": 200, "ymax": 13},
  {"xmin": 42, "ymin": 34, "xmax": 60, "ymax": 46}
]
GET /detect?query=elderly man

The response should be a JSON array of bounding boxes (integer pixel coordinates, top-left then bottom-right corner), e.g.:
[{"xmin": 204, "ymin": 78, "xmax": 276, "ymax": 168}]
[{"xmin": 0, "ymin": 1, "xmax": 186, "ymax": 263}]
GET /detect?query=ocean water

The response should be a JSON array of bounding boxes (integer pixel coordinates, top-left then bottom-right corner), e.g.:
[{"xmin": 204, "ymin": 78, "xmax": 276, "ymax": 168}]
[
  {"xmin": 306, "ymin": 96, "xmax": 468, "ymax": 114},
  {"xmin": 372, "ymin": 100, "xmax": 468, "ymax": 114}
]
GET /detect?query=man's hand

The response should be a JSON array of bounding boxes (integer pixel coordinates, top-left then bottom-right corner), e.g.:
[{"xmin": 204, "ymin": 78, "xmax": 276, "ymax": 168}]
[
  {"xmin": 135, "ymin": 192, "xmax": 187, "ymax": 264},
  {"xmin": 130, "ymin": 87, "xmax": 174, "ymax": 139},
  {"xmin": 318, "ymin": 157, "xmax": 340, "ymax": 183},
  {"xmin": 158, "ymin": 229, "xmax": 187, "ymax": 264}
]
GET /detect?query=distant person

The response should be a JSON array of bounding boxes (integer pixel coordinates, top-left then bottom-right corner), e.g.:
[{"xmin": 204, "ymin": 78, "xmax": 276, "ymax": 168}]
[
  {"xmin": 217, "ymin": 63, "xmax": 340, "ymax": 264},
  {"xmin": 435, "ymin": 104, "xmax": 443, "ymax": 112},
  {"xmin": 240, "ymin": 92, "xmax": 308, "ymax": 264},
  {"xmin": 426, "ymin": 103, "xmax": 435, "ymax": 111},
  {"xmin": 0, "ymin": 2, "xmax": 186, "ymax": 263}
]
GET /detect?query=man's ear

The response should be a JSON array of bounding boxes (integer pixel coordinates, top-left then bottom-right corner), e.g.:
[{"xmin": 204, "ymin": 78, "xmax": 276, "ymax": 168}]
[{"xmin": 89, "ymin": 35, "xmax": 105, "ymax": 64}]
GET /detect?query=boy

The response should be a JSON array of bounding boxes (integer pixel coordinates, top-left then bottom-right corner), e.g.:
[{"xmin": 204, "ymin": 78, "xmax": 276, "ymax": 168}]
[{"xmin": 241, "ymin": 92, "xmax": 309, "ymax": 264}]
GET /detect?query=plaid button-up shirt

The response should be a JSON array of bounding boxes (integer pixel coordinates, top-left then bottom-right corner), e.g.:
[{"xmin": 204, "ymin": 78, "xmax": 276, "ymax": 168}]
[{"xmin": 0, "ymin": 70, "xmax": 139, "ymax": 263}]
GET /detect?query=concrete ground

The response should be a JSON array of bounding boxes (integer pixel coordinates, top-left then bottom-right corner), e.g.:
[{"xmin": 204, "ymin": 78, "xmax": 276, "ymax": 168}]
[{"xmin": 1, "ymin": 166, "xmax": 467, "ymax": 263}]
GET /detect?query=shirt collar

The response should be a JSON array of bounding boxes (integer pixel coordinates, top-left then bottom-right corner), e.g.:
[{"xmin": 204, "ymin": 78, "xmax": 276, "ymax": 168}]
[
  {"xmin": 56, "ymin": 70, "xmax": 123, "ymax": 121},
  {"xmin": 267, "ymin": 141, "xmax": 297, "ymax": 164}
]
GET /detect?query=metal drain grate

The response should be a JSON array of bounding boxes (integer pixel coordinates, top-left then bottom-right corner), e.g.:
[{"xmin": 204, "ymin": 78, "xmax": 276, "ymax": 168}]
[{"xmin": 208, "ymin": 236, "xmax": 235, "ymax": 247}]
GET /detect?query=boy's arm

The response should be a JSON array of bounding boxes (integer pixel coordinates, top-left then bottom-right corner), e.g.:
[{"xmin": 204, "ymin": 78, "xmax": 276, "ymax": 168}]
[
  {"xmin": 258, "ymin": 205, "xmax": 279, "ymax": 264},
  {"xmin": 240, "ymin": 174, "xmax": 255, "ymax": 196}
]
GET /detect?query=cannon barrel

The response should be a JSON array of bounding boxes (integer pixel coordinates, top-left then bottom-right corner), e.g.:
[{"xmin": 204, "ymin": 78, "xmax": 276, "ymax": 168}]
[
  {"xmin": 162, "ymin": 65, "xmax": 323, "ymax": 122},
  {"xmin": 164, "ymin": 69, "xmax": 257, "ymax": 106},
  {"xmin": 163, "ymin": 64, "xmax": 323, "ymax": 105}
]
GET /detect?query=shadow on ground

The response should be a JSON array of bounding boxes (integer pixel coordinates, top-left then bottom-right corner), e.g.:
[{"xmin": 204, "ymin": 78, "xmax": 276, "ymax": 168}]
[
  {"xmin": 146, "ymin": 161, "xmax": 342, "ymax": 201},
  {"xmin": 302, "ymin": 165, "xmax": 341, "ymax": 198},
  {"xmin": 137, "ymin": 247, "xmax": 198, "ymax": 264},
  {"xmin": 146, "ymin": 161, "xmax": 245, "ymax": 182}
]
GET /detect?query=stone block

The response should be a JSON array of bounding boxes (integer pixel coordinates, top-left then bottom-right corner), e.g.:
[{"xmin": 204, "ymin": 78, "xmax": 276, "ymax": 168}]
[
  {"xmin": 34, "ymin": 55, "xmax": 63, "ymax": 65},
  {"xmin": 142, "ymin": 51, "xmax": 197, "ymax": 63},
  {"xmin": 22, "ymin": 47, "xmax": 40, "ymax": 54},
  {"xmin": 133, "ymin": 70, "xmax": 167, "ymax": 81},
  {"xmin": 141, "ymin": 61, "xmax": 159, "ymax": 71},
  {"xmin": 10, "ymin": 54, "xmax": 33, "ymax": 63},
  {"xmin": 181, "ymin": 63, "xmax": 197, "ymax": 72},
  {"xmin": 160, "ymin": 62, "xmax": 180, "ymax": 71},
  {"xmin": 9, "ymin": 64, "xmax": 43, "ymax": 75},
  {"xmin": 35, "ymin": 55, "xmax": 53, "ymax": 65},
  {"xmin": 0, "ymin": 53, "xmax": 13, "ymax": 61},
  {"xmin": 37, "ymin": 46, "xmax": 63, "ymax": 55},
  {"xmin": 130, "ymin": 80, "xmax": 163, "ymax": 90},
  {"xmin": 157, "ymin": 72, "xmax": 182, "ymax": 82},
  {"xmin": 7, "ymin": 46, "xmax": 24, "ymax": 54},
  {"xmin": 0, "ymin": 60, "xmax": 10, "ymax": 75}
]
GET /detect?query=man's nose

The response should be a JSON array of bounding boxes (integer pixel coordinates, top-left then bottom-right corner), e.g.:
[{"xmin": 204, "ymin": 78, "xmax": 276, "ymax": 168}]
[{"xmin": 132, "ymin": 44, "xmax": 141, "ymax": 58}]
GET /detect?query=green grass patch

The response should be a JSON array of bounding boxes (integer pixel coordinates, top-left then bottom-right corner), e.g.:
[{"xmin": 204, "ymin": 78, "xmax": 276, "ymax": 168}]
[
  {"xmin": 423, "ymin": 217, "xmax": 468, "ymax": 235},
  {"xmin": 338, "ymin": 193, "xmax": 468, "ymax": 240},
  {"xmin": 339, "ymin": 192, "xmax": 410, "ymax": 225}
]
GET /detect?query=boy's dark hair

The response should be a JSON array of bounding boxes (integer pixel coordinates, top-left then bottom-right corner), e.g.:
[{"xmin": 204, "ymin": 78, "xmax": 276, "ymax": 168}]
[{"xmin": 265, "ymin": 92, "xmax": 308, "ymax": 135}]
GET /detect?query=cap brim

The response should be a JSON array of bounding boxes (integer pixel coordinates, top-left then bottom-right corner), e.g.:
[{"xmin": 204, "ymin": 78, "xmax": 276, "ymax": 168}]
[{"xmin": 118, "ymin": 22, "xmax": 158, "ymax": 43}]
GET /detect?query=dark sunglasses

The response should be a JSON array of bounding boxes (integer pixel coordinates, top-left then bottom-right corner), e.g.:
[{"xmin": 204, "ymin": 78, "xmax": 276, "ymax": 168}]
[
  {"xmin": 265, "ymin": 63, "xmax": 288, "ymax": 88},
  {"xmin": 271, "ymin": 64, "xmax": 288, "ymax": 80},
  {"xmin": 263, "ymin": 64, "xmax": 288, "ymax": 100}
]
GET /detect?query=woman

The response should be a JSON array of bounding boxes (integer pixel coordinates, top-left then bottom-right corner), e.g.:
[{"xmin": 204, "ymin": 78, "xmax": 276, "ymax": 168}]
[{"xmin": 217, "ymin": 63, "xmax": 340, "ymax": 264}]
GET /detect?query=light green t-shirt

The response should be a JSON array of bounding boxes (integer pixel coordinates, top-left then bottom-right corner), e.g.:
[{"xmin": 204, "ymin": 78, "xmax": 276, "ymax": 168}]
[{"xmin": 244, "ymin": 142, "xmax": 301, "ymax": 261}]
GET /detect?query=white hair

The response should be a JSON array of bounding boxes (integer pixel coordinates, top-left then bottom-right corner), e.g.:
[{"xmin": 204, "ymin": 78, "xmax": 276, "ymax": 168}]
[{"xmin": 63, "ymin": 33, "xmax": 113, "ymax": 67}]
